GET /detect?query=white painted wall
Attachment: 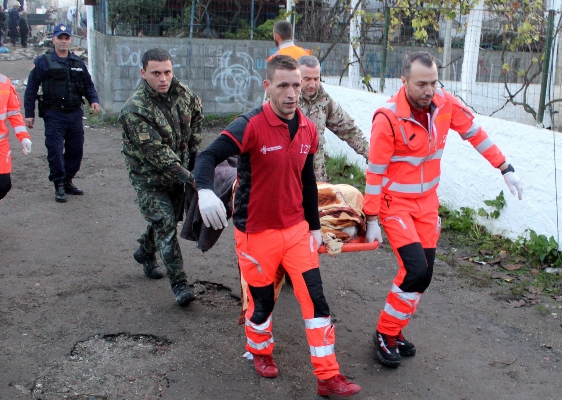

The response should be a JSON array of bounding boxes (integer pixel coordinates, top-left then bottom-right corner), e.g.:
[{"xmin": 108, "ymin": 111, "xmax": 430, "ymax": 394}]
[{"xmin": 321, "ymin": 82, "xmax": 562, "ymax": 245}]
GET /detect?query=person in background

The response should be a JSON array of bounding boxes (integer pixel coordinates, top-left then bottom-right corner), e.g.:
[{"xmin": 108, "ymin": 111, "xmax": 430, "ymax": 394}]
[
  {"xmin": 298, "ymin": 55, "xmax": 369, "ymax": 182},
  {"xmin": 66, "ymin": 6, "xmax": 76, "ymax": 31},
  {"xmin": 267, "ymin": 20, "xmax": 310, "ymax": 62},
  {"xmin": 8, "ymin": 1, "xmax": 20, "ymax": 46},
  {"xmin": 194, "ymin": 55, "xmax": 361, "ymax": 397},
  {"xmin": 363, "ymin": 51, "xmax": 523, "ymax": 368},
  {"xmin": 24, "ymin": 23, "xmax": 100, "ymax": 203},
  {"xmin": 120, "ymin": 48, "xmax": 204, "ymax": 306},
  {"xmin": 0, "ymin": 6, "xmax": 6, "ymax": 47},
  {"xmin": 0, "ymin": 73, "xmax": 32, "ymax": 201},
  {"xmin": 46, "ymin": 7, "xmax": 57, "ymax": 34},
  {"xmin": 18, "ymin": 10, "xmax": 29, "ymax": 48}
]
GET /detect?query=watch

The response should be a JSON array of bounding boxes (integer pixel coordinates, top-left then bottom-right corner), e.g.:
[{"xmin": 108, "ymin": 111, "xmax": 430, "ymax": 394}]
[{"xmin": 501, "ymin": 164, "xmax": 515, "ymax": 175}]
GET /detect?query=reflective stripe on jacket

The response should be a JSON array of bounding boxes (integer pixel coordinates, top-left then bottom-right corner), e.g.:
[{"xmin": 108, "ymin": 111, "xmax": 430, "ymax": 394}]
[
  {"xmin": 363, "ymin": 86, "xmax": 506, "ymax": 216},
  {"xmin": 0, "ymin": 74, "xmax": 30, "ymax": 174}
]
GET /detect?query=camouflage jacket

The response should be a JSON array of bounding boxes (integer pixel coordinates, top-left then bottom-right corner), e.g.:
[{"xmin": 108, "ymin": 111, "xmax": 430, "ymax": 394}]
[
  {"xmin": 120, "ymin": 77, "xmax": 203, "ymax": 191},
  {"xmin": 299, "ymin": 84, "xmax": 369, "ymax": 181}
]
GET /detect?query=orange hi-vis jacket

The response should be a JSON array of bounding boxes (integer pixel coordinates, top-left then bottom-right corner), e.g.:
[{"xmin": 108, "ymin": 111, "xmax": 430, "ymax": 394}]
[
  {"xmin": 364, "ymin": 86, "xmax": 506, "ymax": 216},
  {"xmin": 267, "ymin": 41, "xmax": 311, "ymax": 62},
  {"xmin": 0, "ymin": 74, "xmax": 30, "ymax": 174}
]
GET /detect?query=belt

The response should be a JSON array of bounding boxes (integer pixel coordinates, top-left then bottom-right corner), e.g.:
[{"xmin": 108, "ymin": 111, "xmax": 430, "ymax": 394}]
[{"xmin": 47, "ymin": 106, "xmax": 81, "ymax": 113}]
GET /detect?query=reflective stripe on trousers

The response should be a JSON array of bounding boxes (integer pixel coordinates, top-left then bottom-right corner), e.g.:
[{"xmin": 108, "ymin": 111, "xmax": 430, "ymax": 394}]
[
  {"xmin": 235, "ymin": 222, "xmax": 340, "ymax": 379},
  {"xmin": 377, "ymin": 191, "xmax": 440, "ymax": 335}
]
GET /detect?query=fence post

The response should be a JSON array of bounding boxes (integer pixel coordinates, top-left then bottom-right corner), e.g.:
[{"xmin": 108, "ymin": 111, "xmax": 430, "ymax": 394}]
[
  {"xmin": 189, "ymin": 1, "xmax": 195, "ymax": 38},
  {"xmin": 287, "ymin": 0, "xmax": 294, "ymax": 26},
  {"xmin": 442, "ymin": 17, "xmax": 453, "ymax": 81},
  {"xmin": 538, "ymin": 9, "xmax": 555, "ymax": 127},
  {"xmin": 250, "ymin": 0, "xmax": 255, "ymax": 40},
  {"xmin": 460, "ymin": 0, "xmax": 484, "ymax": 107},
  {"xmin": 379, "ymin": 6, "xmax": 390, "ymax": 94},
  {"xmin": 348, "ymin": 0, "xmax": 361, "ymax": 89}
]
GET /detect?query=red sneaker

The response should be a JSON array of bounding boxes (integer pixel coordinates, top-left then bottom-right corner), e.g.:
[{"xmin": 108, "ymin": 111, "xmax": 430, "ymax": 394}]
[
  {"xmin": 253, "ymin": 354, "xmax": 278, "ymax": 378},
  {"xmin": 317, "ymin": 374, "xmax": 361, "ymax": 397}
]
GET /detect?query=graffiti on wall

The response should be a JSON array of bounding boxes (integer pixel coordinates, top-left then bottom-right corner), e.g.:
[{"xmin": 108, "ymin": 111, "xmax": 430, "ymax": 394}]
[{"xmin": 212, "ymin": 51, "xmax": 263, "ymax": 109}]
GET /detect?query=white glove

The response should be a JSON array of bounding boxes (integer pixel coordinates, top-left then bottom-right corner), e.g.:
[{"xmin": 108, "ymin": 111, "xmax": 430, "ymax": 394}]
[
  {"xmin": 198, "ymin": 189, "xmax": 228, "ymax": 230},
  {"xmin": 21, "ymin": 138, "xmax": 32, "ymax": 155},
  {"xmin": 310, "ymin": 229, "xmax": 323, "ymax": 251},
  {"xmin": 503, "ymin": 172, "xmax": 523, "ymax": 200},
  {"xmin": 365, "ymin": 219, "xmax": 383, "ymax": 244}
]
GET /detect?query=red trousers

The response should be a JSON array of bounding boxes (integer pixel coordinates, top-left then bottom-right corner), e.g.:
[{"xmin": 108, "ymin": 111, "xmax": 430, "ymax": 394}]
[
  {"xmin": 377, "ymin": 191, "xmax": 441, "ymax": 335},
  {"xmin": 235, "ymin": 220, "xmax": 340, "ymax": 380}
]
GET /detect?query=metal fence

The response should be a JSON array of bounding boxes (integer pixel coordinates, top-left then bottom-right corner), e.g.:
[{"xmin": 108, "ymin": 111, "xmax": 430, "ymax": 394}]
[
  {"xmin": 92, "ymin": 1, "xmax": 562, "ymax": 129},
  {"xmin": 94, "ymin": 0, "xmax": 284, "ymax": 38}
]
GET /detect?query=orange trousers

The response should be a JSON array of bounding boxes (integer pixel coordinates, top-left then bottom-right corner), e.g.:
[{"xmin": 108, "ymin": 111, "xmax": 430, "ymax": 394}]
[
  {"xmin": 377, "ymin": 191, "xmax": 440, "ymax": 335},
  {"xmin": 235, "ymin": 220, "xmax": 340, "ymax": 380}
]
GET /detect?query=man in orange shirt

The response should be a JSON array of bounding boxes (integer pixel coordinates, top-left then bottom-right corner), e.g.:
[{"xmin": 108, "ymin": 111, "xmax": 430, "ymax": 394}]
[
  {"xmin": 0, "ymin": 73, "xmax": 32, "ymax": 201},
  {"xmin": 267, "ymin": 20, "xmax": 311, "ymax": 62}
]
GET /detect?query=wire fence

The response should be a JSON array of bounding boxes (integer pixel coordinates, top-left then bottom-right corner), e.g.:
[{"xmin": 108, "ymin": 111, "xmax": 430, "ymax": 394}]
[{"xmin": 92, "ymin": 1, "xmax": 562, "ymax": 130}]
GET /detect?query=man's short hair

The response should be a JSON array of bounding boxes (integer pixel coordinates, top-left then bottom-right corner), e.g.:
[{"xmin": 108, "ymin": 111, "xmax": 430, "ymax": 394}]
[
  {"xmin": 298, "ymin": 55, "xmax": 320, "ymax": 69},
  {"xmin": 402, "ymin": 51, "xmax": 437, "ymax": 79},
  {"xmin": 266, "ymin": 55, "xmax": 298, "ymax": 81},
  {"xmin": 273, "ymin": 20, "xmax": 293, "ymax": 41},
  {"xmin": 142, "ymin": 48, "xmax": 172, "ymax": 70}
]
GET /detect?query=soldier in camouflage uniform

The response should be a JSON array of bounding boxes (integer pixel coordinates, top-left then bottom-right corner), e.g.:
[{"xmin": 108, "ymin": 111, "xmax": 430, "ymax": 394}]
[
  {"xmin": 298, "ymin": 56, "xmax": 369, "ymax": 182},
  {"xmin": 120, "ymin": 48, "xmax": 204, "ymax": 306}
]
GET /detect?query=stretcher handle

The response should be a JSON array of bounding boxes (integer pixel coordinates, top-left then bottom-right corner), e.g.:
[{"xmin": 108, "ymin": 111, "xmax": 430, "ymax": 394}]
[{"xmin": 318, "ymin": 237, "xmax": 379, "ymax": 253}]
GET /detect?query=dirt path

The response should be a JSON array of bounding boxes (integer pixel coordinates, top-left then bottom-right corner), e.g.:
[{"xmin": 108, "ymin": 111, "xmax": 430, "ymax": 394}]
[{"xmin": 0, "ymin": 54, "xmax": 560, "ymax": 400}]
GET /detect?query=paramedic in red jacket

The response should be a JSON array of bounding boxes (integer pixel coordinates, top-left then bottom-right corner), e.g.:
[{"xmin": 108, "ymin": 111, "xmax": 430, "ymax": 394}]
[
  {"xmin": 364, "ymin": 51, "xmax": 523, "ymax": 367},
  {"xmin": 194, "ymin": 55, "xmax": 360, "ymax": 397},
  {"xmin": 0, "ymin": 73, "xmax": 32, "ymax": 201}
]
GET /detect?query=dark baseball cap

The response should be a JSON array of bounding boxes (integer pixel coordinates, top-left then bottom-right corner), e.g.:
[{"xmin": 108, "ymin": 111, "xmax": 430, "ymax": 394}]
[{"xmin": 53, "ymin": 24, "xmax": 72, "ymax": 37}]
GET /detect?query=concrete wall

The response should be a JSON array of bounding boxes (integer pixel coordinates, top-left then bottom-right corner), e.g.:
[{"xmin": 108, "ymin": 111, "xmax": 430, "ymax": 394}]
[{"xmin": 89, "ymin": 31, "xmax": 539, "ymax": 117}]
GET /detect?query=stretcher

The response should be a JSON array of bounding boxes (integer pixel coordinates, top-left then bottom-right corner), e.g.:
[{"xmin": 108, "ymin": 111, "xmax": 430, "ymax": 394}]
[{"xmin": 318, "ymin": 237, "xmax": 379, "ymax": 253}]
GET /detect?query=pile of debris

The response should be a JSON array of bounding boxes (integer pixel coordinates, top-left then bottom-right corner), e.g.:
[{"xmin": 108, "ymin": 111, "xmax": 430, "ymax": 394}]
[{"xmin": 0, "ymin": 33, "xmax": 87, "ymax": 62}]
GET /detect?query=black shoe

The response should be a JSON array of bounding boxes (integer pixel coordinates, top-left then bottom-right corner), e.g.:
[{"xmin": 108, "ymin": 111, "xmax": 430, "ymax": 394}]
[
  {"xmin": 397, "ymin": 331, "xmax": 416, "ymax": 357},
  {"xmin": 171, "ymin": 281, "xmax": 196, "ymax": 306},
  {"xmin": 374, "ymin": 331, "xmax": 401, "ymax": 367},
  {"xmin": 133, "ymin": 246, "xmax": 164, "ymax": 279},
  {"xmin": 64, "ymin": 180, "xmax": 84, "ymax": 195},
  {"xmin": 54, "ymin": 181, "xmax": 67, "ymax": 203}
]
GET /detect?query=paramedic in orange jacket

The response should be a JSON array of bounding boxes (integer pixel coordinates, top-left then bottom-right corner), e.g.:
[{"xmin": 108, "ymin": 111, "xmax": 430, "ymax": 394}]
[
  {"xmin": 363, "ymin": 52, "xmax": 523, "ymax": 367},
  {"xmin": 267, "ymin": 20, "xmax": 311, "ymax": 62},
  {"xmin": 0, "ymin": 73, "xmax": 32, "ymax": 201}
]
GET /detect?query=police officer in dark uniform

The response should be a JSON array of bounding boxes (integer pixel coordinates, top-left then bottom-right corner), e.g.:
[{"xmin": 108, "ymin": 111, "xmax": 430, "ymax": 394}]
[{"xmin": 24, "ymin": 23, "xmax": 100, "ymax": 203}]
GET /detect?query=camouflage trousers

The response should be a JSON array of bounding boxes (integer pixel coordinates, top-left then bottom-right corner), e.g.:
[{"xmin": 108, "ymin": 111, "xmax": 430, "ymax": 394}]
[{"xmin": 136, "ymin": 185, "xmax": 186, "ymax": 285}]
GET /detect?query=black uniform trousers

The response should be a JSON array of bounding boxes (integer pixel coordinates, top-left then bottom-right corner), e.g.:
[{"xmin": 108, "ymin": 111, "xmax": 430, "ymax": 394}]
[{"xmin": 43, "ymin": 107, "xmax": 84, "ymax": 183}]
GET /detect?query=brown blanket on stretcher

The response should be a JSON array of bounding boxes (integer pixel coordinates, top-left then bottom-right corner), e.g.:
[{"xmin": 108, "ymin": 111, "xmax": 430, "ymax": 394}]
[{"xmin": 317, "ymin": 182, "xmax": 366, "ymax": 240}]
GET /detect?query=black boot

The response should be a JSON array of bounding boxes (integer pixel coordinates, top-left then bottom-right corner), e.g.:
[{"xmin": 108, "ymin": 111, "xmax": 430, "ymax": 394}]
[
  {"xmin": 54, "ymin": 181, "xmax": 67, "ymax": 203},
  {"xmin": 171, "ymin": 280, "xmax": 196, "ymax": 306},
  {"xmin": 133, "ymin": 246, "xmax": 164, "ymax": 280},
  {"xmin": 64, "ymin": 179, "xmax": 84, "ymax": 195}
]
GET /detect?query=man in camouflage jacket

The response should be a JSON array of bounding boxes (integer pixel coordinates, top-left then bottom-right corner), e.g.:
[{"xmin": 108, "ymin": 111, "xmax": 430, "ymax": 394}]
[
  {"xmin": 298, "ymin": 56, "xmax": 369, "ymax": 182},
  {"xmin": 120, "ymin": 48, "xmax": 203, "ymax": 306}
]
